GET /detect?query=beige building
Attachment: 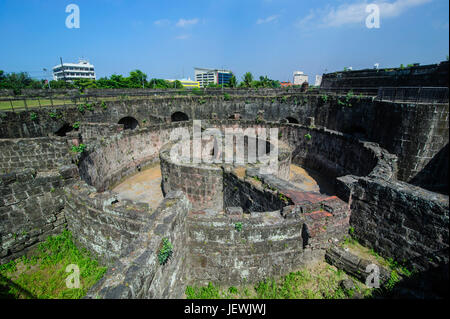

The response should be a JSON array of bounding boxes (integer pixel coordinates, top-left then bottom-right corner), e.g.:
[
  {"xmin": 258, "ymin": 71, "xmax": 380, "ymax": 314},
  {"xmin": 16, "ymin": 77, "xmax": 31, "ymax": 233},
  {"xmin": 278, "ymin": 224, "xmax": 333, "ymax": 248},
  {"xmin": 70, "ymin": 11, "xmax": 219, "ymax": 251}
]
[{"xmin": 293, "ymin": 71, "xmax": 308, "ymax": 86}]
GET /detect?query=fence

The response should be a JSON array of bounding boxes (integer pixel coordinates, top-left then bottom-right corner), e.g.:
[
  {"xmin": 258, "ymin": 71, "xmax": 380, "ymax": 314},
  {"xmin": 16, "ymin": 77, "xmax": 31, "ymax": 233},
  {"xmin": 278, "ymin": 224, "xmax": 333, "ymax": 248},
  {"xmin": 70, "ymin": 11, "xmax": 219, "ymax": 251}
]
[{"xmin": 376, "ymin": 87, "xmax": 449, "ymax": 103}]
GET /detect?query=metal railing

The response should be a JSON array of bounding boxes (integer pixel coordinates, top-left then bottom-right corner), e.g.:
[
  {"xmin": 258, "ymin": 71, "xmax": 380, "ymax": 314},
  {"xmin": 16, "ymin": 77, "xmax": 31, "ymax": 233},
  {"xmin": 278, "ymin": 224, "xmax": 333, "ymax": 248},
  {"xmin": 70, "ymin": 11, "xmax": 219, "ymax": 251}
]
[{"xmin": 376, "ymin": 87, "xmax": 449, "ymax": 103}]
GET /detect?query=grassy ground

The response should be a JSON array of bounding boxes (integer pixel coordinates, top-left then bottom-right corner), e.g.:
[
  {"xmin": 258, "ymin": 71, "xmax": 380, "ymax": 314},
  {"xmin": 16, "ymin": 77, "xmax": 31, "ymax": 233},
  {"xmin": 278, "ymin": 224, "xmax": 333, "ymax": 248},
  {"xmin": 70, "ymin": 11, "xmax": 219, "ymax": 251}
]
[
  {"xmin": 185, "ymin": 236, "xmax": 415, "ymax": 299},
  {"xmin": 0, "ymin": 230, "xmax": 107, "ymax": 299},
  {"xmin": 185, "ymin": 261, "xmax": 374, "ymax": 299}
]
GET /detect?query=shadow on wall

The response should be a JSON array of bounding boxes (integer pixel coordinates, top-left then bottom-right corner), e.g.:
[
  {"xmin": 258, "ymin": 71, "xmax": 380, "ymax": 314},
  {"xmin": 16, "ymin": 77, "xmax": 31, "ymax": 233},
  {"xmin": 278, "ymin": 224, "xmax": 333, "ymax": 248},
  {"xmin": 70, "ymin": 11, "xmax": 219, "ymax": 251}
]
[
  {"xmin": 118, "ymin": 117, "xmax": 139, "ymax": 130},
  {"xmin": 371, "ymin": 262, "xmax": 449, "ymax": 299},
  {"xmin": 0, "ymin": 274, "xmax": 37, "ymax": 299},
  {"xmin": 54, "ymin": 123, "xmax": 74, "ymax": 137},
  {"xmin": 410, "ymin": 144, "xmax": 449, "ymax": 195},
  {"xmin": 285, "ymin": 117, "xmax": 299, "ymax": 124},
  {"xmin": 171, "ymin": 112, "xmax": 189, "ymax": 122},
  {"xmin": 342, "ymin": 125, "xmax": 368, "ymax": 140}
]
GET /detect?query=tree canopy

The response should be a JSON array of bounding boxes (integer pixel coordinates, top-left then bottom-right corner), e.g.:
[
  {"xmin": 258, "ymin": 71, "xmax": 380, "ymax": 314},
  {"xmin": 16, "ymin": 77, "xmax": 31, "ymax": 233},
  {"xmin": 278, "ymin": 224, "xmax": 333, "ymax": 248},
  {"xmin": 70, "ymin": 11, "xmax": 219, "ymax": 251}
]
[{"xmin": 0, "ymin": 69, "xmax": 283, "ymax": 94}]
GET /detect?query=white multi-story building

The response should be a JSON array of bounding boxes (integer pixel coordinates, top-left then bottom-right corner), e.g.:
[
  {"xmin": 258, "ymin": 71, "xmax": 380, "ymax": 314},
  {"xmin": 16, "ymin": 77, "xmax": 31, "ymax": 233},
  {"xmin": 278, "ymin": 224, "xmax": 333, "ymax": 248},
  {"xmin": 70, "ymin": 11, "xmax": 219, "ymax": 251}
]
[
  {"xmin": 194, "ymin": 67, "xmax": 233, "ymax": 88},
  {"xmin": 52, "ymin": 59, "xmax": 96, "ymax": 81},
  {"xmin": 314, "ymin": 75, "xmax": 322, "ymax": 87},
  {"xmin": 293, "ymin": 71, "xmax": 308, "ymax": 86}
]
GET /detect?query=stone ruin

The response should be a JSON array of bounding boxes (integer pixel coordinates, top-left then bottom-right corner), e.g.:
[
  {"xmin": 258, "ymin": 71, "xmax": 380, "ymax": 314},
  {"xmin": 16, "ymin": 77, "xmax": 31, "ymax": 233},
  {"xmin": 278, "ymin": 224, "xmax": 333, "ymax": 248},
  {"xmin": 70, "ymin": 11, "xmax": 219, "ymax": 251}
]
[{"xmin": 0, "ymin": 86, "xmax": 448, "ymax": 298}]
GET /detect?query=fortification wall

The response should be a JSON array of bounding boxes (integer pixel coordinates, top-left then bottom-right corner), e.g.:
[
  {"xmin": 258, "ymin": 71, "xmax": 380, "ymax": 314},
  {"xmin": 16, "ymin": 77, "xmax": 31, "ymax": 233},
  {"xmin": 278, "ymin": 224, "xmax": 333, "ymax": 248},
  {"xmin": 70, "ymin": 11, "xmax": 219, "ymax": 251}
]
[
  {"xmin": 84, "ymin": 191, "xmax": 191, "ymax": 299},
  {"xmin": 64, "ymin": 181, "xmax": 160, "ymax": 264},
  {"xmin": 340, "ymin": 175, "xmax": 449, "ymax": 272},
  {"xmin": 321, "ymin": 61, "xmax": 449, "ymax": 89},
  {"xmin": 0, "ymin": 137, "xmax": 71, "ymax": 174},
  {"xmin": 1, "ymin": 95, "xmax": 447, "ymax": 195},
  {"xmin": 0, "ymin": 165, "xmax": 78, "ymax": 264}
]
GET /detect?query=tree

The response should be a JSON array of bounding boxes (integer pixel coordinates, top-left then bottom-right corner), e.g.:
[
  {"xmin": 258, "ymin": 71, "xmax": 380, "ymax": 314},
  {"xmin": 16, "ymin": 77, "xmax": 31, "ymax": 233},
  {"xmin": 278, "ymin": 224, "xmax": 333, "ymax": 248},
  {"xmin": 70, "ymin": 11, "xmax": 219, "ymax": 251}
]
[
  {"xmin": 241, "ymin": 72, "xmax": 254, "ymax": 88},
  {"xmin": 171, "ymin": 80, "xmax": 183, "ymax": 89},
  {"xmin": 129, "ymin": 70, "xmax": 148, "ymax": 88},
  {"xmin": 228, "ymin": 74, "xmax": 237, "ymax": 88}
]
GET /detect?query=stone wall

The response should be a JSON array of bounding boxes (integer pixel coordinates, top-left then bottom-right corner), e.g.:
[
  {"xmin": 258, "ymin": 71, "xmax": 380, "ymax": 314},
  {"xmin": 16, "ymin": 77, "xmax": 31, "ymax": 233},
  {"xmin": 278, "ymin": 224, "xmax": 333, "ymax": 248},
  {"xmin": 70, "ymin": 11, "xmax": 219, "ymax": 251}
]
[
  {"xmin": 341, "ymin": 175, "xmax": 449, "ymax": 272},
  {"xmin": 1, "ymin": 95, "xmax": 447, "ymax": 194},
  {"xmin": 321, "ymin": 61, "xmax": 449, "ymax": 89},
  {"xmin": 160, "ymin": 141, "xmax": 224, "ymax": 212},
  {"xmin": 0, "ymin": 165, "xmax": 78, "ymax": 264},
  {"xmin": 64, "ymin": 181, "xmax": 159, "ymax": 264},
  {"xmin": 79, "ymin": 122, "xmax": 124, "ymax": 144},
  {"xmin": 84, "ymin": 191, "xmax": 191, "ymax": 299},
  {"xmin": 78, "ymin": 122, "xmax": 191, "ymax": 191},
  {"xmin": 0, "ymin": 137, "xmax": 71, "ymax": 174}
]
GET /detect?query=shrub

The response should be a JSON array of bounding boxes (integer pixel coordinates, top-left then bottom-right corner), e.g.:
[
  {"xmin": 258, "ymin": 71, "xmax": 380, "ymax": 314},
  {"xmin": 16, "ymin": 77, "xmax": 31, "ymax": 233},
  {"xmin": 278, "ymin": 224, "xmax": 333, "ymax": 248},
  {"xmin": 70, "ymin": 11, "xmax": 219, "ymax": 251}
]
[
  {"xmin": 157, "ymin": 238, "xmax": 173, "ymax": 265},
  {"xmin": 71, "ymin": 144, "xmax": 86, "ymax": 153},
  {"xmin": 77, "ymin": 105, "xmax": 85, "ymax": 113}
]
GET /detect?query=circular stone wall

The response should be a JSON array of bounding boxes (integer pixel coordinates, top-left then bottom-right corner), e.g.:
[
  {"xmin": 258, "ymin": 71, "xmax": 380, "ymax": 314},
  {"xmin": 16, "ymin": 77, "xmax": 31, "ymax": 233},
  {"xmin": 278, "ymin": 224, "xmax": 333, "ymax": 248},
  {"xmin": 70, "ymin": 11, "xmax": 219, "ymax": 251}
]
[{"xmin": 159, "ymin": 130, "xmax": 292, "ymax": 212}]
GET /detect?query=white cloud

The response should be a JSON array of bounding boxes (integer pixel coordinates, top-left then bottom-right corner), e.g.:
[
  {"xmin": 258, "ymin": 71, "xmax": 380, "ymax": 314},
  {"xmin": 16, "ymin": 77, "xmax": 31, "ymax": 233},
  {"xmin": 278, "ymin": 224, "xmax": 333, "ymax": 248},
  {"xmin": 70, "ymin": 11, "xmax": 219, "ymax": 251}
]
[
  {"xmin": 256, "ymin": 14, "xmax": 280, "ymax": 24},
  {"xmin": 176, "ymin": 18, "xmax": 199, "ymax": 27},
  {"xmin": 296, "ymin": 0, "xmax": 432, "ymax": 29},
  {"xmin": 175, "ymin": 34, "xmax": 191, "ymax": 40},
  {"xmin": 154, "ymin": 19, "xmax": 170, "ymax": 27}
]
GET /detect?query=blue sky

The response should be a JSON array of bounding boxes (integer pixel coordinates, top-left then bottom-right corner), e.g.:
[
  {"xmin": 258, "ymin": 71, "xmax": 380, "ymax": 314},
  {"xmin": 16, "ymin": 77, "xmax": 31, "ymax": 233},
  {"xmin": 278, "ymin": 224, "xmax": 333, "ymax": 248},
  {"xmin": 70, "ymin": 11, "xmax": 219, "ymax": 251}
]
[{"xmin": 0, "ymin": 0, "xmax": 448, "ymax": 82}]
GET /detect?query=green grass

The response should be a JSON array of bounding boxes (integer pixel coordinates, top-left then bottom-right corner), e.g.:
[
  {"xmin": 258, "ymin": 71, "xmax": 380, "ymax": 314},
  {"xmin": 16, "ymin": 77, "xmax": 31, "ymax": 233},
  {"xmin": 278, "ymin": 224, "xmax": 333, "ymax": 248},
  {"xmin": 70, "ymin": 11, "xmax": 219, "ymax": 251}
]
[
  {"xmin": 185, "ymin": 261, "xmax": 372, "ymax": 299},
  {"xmin": 0, "ymin": 229, "xmax": 106, "ymax": 299}
]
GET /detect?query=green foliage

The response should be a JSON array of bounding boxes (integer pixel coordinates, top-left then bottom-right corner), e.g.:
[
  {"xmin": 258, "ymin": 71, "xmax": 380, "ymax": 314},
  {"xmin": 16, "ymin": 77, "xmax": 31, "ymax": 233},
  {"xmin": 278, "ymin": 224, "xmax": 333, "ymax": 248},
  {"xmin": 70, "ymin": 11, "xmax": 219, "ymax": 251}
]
[
  {"xmin": 191, "ymin": 88, "xmax": 204, "ymax": 96},
  {"xmin": 85, "ymin": 103, "xmax": 94, "ymax": 111},
  {"xmin": 278, "ymin": 193, "xmax": 289, "ymax": 203},
  {"xmin": 185, "ymin": 282, "xmax": 221, "ymax": 299},
  {"xmin": 223, "ymin": 93, "xmax": 231, "ymax": 101},
  {"xmin": 321, "ymin": 94, "xmax": 328, "ymax": 103},
  {"xmin": 49, "ymin": 112, "xmax": 57, "ymax": 118},
  {"xmin": 72, "ymin": 121, "xmax": 80, "ymax": 129},
  {"xmin": 157, "ymin": 238, "xmax": 173, "ymax": 265},
  {"xmin": 304, "ymin": 133, "xmax": 312, "ymax": 140},
  {"xmin": 100, "ymin": 101, "xmax": 107, "ymax": 109},
  {"xmin": 235, "ymin": 222, "xmax": 243, "ymax": 232},
  {"xmin": 0, "ymin": 230, "xmax": 106, "ymax": 299},
  {"xmin": 30, "ymin": 112, "xmax": 38, "ymax": 121},
  {"xmin": 71, "ymin": 144, "xmax": 86, "ymax": 153},
  {"xmin": 77, "ymin": 105, "xmax": 85, "ymax": 113}
]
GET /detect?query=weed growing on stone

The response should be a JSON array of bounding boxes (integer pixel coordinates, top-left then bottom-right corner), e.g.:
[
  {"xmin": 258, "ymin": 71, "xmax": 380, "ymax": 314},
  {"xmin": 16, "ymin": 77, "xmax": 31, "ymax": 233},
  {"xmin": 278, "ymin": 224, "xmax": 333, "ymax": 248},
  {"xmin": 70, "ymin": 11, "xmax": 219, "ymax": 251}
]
[
  {"xmin": 0, "ymin": 230, "xmax": 106, "ymax": 299},
  {"xmin": 30, "ymin": 112, "xmax": 38, "ymax": 121},
  {"xmin": 304, "ymin": 133, "xmax": 312, "ymax": 140},
  {"xmin": 72, "ymin": 121, "xmax": 80, "ymax": 129},
  {"xmin": 77, "ymin": 105, "xmax": 85, "ymax": 113},
  {"xmin": 157, "ymin": 238, "xmax": 173, "ymax": 265},
  {"xmin": 235, "ymin": 222, "xmax": 243, "ymax": 232},
  {"xmin": 100, "ymin": 101, "xmax": 107, "ymax": 110},
  {"xmin": 71, "ymin": 144, "xmax": 86, "ymax": 153},
  {"xmin": 223, "ymin": 93, "xmax": 231, "ymax": 101}
]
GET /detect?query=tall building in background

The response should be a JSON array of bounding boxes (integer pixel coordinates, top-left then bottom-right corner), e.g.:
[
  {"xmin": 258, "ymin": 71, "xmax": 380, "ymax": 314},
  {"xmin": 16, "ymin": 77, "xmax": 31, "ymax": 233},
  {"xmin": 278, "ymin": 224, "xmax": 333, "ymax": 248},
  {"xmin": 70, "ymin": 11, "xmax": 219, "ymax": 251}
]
[
  {"xmin": 314, "ymin": 75, "xmax": 322, "ymax": 87},
  {"xmin": 194, "ymin": 67, "xmax": 233, "ymax": 87},
  {"xmin": 293, "ymin": 71, "xmax": 308, "ymax": 86},
  {"xmin": 52, "ymin": 59, "xmax": 96, "ymax": 82}
]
